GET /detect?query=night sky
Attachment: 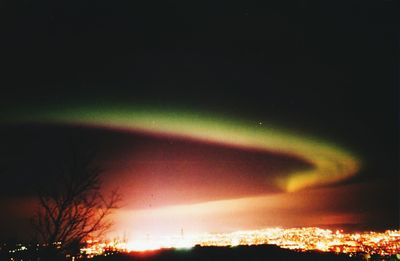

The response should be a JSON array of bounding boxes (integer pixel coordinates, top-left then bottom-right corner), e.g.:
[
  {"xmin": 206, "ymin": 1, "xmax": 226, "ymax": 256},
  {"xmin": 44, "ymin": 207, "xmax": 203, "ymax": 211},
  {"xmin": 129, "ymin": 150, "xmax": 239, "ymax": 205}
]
[{"xmin": 0, "ymin": 1, "xmax": 398, "ymax": 241}]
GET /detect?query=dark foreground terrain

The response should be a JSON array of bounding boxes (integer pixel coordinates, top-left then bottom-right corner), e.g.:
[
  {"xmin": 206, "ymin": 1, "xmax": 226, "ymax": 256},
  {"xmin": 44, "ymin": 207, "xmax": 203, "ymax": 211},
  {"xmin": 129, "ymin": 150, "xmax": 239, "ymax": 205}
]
[
  {"xmin": 92, "ymin": 245, "xmax": 369, "ymax": 261},
  {"xmin": 3, "ymin": 244, "xmax": 392, "ymax": 260}
]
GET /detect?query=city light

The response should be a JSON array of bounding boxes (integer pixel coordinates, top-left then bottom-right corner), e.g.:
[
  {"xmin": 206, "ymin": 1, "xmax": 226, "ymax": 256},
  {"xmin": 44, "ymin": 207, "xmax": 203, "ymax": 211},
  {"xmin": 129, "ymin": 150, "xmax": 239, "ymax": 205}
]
[{"xmin": 79, "ymin": 227, "xmax": 400, "ymax": 257}]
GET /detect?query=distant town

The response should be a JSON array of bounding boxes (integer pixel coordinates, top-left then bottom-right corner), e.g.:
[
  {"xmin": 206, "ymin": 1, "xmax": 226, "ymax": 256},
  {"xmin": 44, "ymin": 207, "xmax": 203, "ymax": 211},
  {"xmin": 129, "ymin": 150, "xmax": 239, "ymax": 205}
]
[
  {"xmin": 2, "ymin": 227, "xmax": 399, "ymax": 260},
  {"xmin": 195, "ymin": 227, "xmax": 400, "ymax": 257}
]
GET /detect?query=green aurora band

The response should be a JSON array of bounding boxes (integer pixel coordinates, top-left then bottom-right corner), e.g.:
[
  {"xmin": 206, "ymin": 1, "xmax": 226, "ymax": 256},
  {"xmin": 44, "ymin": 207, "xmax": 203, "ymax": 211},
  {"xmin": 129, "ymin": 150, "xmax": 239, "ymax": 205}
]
[{"xmin": 8, "ymin": 104, "xmax": 360, "ymax": 192}]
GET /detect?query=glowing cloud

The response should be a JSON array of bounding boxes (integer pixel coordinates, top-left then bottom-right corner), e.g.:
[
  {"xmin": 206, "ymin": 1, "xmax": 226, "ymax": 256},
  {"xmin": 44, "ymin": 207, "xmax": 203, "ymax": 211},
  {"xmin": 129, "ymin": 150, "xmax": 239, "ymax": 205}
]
[{"xmin": 10, "ymin": 103, "xmax": 360, "ymax": 192}]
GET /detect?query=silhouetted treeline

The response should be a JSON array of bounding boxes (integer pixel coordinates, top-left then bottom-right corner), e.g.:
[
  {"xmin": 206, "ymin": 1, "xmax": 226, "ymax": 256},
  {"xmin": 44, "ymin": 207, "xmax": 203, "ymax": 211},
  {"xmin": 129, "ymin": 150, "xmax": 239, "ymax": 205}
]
[{"xmin": 91, "ymin": 245, "xmax": 371, "ymax": 261}]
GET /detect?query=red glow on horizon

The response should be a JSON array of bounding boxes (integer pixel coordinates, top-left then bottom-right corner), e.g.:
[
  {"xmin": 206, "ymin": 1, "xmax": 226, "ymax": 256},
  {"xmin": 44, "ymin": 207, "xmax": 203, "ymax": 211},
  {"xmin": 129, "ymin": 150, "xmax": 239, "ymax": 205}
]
[{"xmin": 109, "ymin": 183, "xmax": 371, "ymax": 243}]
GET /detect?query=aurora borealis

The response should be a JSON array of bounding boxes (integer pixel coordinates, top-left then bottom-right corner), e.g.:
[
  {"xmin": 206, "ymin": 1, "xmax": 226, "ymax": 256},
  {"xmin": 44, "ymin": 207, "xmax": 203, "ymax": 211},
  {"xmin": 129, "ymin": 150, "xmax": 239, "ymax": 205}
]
[
  {"xmin": 0, "ymin": 103, "xmax": 367, "ymax": 241},
  {"xmin": 12, "ymin": 103, "xmax": 360, "ymax": 193},
  {"xmin": 0, "ymin": 1, "xmax": 397, "ymax": 253}
]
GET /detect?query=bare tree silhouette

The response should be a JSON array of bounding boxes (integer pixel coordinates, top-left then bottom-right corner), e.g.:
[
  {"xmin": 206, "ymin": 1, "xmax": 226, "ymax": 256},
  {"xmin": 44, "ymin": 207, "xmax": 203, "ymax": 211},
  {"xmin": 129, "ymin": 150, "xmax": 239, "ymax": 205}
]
[{"xmin": 32, "ymin": 144, "xmax": 121, "ymax": 255}]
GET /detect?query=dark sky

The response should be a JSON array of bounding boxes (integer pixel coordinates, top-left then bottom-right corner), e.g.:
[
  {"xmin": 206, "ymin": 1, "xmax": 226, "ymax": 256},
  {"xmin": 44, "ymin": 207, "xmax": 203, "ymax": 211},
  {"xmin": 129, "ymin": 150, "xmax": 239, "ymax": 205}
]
[
  {"xmin": 0, "ymin": 1, "xmax": 398, "ymax": 240},
  {"xmin": 0, "ymin": 1, "xmax": 397, "ymax": 151}
]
